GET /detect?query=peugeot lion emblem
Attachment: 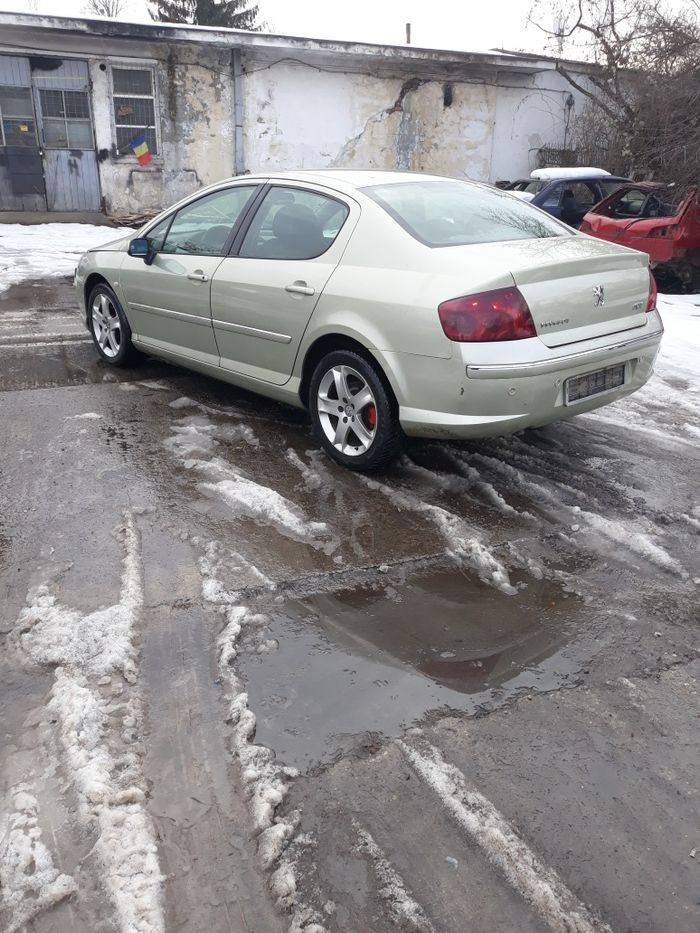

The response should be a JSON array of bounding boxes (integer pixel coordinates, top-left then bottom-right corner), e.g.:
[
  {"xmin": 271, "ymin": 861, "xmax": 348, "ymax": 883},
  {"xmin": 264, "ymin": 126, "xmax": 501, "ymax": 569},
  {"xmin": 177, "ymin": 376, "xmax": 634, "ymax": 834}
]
[{"xmin": 593, "ymin": 285, "xmax": 605, "ymax": 307}]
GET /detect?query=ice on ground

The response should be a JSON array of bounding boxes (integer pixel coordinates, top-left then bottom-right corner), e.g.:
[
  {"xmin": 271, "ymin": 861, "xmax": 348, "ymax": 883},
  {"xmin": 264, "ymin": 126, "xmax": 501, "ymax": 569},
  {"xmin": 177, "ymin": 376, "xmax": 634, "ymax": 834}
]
[
  {"xmin": 358, "ymin": 474, "xmax": 517, "ymax": 595},
  {"xmin": 0, "ymin": 785, "xmax": 76, "ymax": 933},
  {"xmin": 0, "ymin": 223, "xmax": 133, "ymax": 293},
  {"xmin": 399, "ymin": 740, "xmax": 612, "ymax": 933},
  {"xmin": 68, "ymin": 412, "xmax": 102, "ymax": 420},
  {"xmin": 16, "ymin": 513, "xmax": 165, "ymax": 933},
  {"xmin": 353, "ymin": 820, "xmax": 436, "ymax": 933}
]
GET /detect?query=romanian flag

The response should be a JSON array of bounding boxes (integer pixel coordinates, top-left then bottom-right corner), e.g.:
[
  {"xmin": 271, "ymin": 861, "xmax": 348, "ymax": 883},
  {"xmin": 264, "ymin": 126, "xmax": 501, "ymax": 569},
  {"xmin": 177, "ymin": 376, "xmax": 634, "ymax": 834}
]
[{"xmin": 131, "ymin": 133, "xmax": 152, "ymax": 166}]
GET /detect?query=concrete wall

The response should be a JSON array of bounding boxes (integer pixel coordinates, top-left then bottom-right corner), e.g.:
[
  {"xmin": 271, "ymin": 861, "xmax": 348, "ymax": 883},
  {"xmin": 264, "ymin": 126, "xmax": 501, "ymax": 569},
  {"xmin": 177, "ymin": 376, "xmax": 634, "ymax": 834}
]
[
  {"xmin": 242, "ymin": 61, "xmax": 585, "ymax": 184},
  {"xmin": 90, "ymin": 45, "xmax": 235, "ymax": 216}
]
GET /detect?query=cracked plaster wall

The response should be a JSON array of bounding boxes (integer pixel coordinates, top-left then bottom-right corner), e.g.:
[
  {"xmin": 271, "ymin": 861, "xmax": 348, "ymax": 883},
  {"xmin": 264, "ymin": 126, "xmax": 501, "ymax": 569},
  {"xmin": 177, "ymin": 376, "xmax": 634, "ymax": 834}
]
[
  {"xmin": 242, "ymin": 62, "xmax": 582, "ymax": 183},
  {"xmin": 90, "ymin": 45, "xmax": 235, "ymax": 217}
]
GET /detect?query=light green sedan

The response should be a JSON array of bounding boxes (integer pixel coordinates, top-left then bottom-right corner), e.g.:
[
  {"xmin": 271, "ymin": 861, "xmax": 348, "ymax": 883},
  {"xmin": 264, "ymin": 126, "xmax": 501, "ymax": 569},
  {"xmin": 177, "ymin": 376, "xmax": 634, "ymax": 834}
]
[{"xmin": 75, "ymin": 170, "xmax": 663, "ymax": 470}]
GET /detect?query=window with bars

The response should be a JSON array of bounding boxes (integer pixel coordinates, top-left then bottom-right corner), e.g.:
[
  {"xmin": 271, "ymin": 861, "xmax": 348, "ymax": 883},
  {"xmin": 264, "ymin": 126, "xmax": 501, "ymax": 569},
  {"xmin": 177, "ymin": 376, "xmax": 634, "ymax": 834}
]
[
  {"xmin": 111, "ymin": 66, "xmax": 158, "ymax": 158},
  {"xmin": 0, "ymin": 85, "xmax": 37, "ymax": 148},
  {"xmin": 39, "ymin": 88, "xmax": 93, "ymax": 149}
]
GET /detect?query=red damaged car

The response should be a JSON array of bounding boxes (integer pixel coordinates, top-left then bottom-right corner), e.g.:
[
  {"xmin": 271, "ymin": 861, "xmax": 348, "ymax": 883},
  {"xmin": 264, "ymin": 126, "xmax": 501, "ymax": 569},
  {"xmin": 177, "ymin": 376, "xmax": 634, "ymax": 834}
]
[{"xmin": 580, "ymin": 183, "xmax": 700, "ymax": 290}]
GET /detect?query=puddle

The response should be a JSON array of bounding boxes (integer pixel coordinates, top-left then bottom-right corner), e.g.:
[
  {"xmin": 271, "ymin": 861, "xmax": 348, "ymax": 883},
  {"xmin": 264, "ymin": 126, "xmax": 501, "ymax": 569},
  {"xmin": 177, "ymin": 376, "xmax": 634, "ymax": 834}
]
[
  {"xmin": 240, "ymin": 567, "xmax": 589, "ymax": 769},
  {"xmin": 0, "ymin": 343, "xmax": 174, "ymax": 392}
]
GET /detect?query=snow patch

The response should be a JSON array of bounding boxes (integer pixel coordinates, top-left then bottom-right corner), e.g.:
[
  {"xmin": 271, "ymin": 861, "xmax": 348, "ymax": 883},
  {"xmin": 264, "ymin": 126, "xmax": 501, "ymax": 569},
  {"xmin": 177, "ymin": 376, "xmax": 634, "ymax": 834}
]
[
  {"xmin": 353, "ymin": 820, "xmax": 436, "ymax": 933},
  {"xmin": 400, "ymin": 740, "xmax": 611, "ymax": 933},
  {"xmin": 197, "ymin": 542, "xmax": 326, "ymax": 931},
  {"xmin": 19, "ymin": 516, "xmax": 142, "ymax": 679},
  {"xmin": 285, "ymin": 448, "xmax": 324, "ymax": 491},
  {"xmin": 167, "ymin": 418, "xmax": 331, "ymax": 550},
  {"xmin": 0, "ymin": 223, "xmax": 133, "ymax": 292},
  {"xmin": 0, "ymin": 785, "xmax": 76, "ymax": 933},
  {"xmin": 199, "ymin": 472, "xmax": 329, "ymax": 545},
  {"xmin": 169, "ymin": 396, "xmax": 198, "ymax": 409},
  {"xmin": 579, "ymin": 510, "xmax": 687, "ymax": 578},
  {"xmin": 68, "ymin": 412, "xmax": 102, "ymax": 420},
  {"xmin": 16, "ymin": 513, "xmax": 165, "ymax": 933}
]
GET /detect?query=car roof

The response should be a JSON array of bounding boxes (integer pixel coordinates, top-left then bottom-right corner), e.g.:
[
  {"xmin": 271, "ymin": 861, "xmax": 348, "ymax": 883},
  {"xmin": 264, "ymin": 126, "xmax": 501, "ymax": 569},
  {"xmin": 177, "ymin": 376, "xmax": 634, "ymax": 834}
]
[{"xmin": 226, "ymin": 169, "xmax": 464, "ymax": 193}]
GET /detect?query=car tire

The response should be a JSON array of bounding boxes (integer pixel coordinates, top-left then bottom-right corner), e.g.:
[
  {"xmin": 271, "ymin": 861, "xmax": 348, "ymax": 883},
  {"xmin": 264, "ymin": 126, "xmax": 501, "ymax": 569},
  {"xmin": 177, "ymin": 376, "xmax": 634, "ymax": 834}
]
[
  {"xmin": 88, "ymin": 282, "xmax": 140, "ymax": 367},
  {"xmin": 309, "ymin": 349, "xmax": 404, "ymax": 471}
]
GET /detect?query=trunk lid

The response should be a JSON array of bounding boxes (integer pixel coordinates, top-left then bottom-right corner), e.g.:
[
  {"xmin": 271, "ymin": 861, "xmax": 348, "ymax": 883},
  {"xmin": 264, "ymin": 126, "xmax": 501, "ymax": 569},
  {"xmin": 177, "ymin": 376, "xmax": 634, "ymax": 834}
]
[
  {"xmin": 429, "ymin": 235, "xmax": 650, "ymax": 349},
  {"xmin": 510, "ymin": 236, "xmax": 650, "ymax": 347}
]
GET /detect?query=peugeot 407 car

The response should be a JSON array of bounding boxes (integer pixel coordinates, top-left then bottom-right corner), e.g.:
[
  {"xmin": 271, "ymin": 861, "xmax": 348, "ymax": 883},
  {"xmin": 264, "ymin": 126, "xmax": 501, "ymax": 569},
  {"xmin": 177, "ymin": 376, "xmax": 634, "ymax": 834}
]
[{"xmin": 75, "ymin": 170, "xmax": 663, "ymax": 470}]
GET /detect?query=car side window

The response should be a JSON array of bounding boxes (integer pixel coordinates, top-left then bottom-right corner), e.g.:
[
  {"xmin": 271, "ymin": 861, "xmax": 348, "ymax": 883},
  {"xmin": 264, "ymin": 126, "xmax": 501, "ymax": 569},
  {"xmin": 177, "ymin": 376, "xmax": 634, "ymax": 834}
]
[
  {"xmin": 160, "ymin": 185, "xmax": 257, "ymax": 257},
  {"xmin": 540, "ymin": 183, "xmax": 562, "ymax": 209},
  {"xmin": 145, "ymin": 216, "xmax": 171, "ymax": 251},
  {"xmin": 239, "ymin": 186, "xmax": 350, "ymax": 260},
  {"xmin": 567, "ymin": 183, "xmax": 597, "ymax": 208},
  {"xmin": 611, "ymin": 189, "xmax": 647, "ymax": 218}
]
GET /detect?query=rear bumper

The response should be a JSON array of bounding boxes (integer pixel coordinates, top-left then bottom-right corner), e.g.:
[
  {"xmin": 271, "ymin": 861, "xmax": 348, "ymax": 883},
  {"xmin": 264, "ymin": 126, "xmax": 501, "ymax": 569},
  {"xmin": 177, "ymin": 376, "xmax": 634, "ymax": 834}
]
[
  {"xmin": 464, "ymin": 328, "xmax": 661, "ymax": 380},
  {"xmin": 382, "ymin": 314, "xmax": 663, "ymax": 439}
]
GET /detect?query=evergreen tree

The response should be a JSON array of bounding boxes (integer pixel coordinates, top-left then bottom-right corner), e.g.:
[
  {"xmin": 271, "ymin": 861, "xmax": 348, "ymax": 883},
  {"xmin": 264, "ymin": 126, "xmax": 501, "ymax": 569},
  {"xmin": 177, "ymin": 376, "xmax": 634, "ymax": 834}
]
[{"xmin": 149, "ymin": 0, "xmax": 260, "ymax": 30}]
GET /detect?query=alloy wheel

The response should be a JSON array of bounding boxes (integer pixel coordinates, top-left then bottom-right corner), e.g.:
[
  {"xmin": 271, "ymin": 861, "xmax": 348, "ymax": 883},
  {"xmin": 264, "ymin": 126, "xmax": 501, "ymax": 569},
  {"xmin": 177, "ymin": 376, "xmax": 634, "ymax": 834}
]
[
  {"xmin": 91, "ymin": 293, "xmax": 121, "ymax": 358},
  {"xmin": 316, "ymin": 364, "xmax": 377, "ymax": 456}
]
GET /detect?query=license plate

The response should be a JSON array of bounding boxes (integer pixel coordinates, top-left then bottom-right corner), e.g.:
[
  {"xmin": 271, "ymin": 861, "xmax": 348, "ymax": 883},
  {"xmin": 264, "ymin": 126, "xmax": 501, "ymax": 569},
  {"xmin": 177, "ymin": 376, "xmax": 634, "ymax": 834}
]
[{"xmin": 565, "ymin": 364, "xmax": 625, "ymax": 404}]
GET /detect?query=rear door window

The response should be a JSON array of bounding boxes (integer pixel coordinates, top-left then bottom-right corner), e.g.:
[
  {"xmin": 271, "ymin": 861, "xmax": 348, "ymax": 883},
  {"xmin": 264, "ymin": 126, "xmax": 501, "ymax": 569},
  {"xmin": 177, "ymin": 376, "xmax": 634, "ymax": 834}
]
[{"xmin": 239, "ymin": 186, "xmax": 350, "ymax": 260}]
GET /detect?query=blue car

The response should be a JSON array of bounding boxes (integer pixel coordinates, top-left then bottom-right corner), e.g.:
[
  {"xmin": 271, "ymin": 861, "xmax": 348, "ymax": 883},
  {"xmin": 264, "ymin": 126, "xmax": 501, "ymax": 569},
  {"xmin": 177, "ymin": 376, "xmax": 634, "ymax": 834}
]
[{"xmin": 507, "ymin": 168, "xmax": 629, "ymax": 228}]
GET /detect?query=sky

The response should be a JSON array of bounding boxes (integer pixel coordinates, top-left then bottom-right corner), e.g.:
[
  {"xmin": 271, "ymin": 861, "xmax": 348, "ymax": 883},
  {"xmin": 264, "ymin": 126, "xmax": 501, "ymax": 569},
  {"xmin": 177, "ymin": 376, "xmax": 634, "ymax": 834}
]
[{"xmin": 0, "ymin": 0, "xmax": 554, "ymax": 56}]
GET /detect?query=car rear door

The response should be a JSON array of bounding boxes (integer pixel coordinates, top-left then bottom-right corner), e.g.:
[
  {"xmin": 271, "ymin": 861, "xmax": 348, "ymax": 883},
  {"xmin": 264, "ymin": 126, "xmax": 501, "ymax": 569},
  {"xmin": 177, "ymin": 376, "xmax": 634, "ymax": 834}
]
[
  {"xmin": 210, "ymin": 183, "xmax": 359, "ymax": 385},
  {"xmin": 120, "ymin": 183, "xmax": 260, "ymax": 365}
]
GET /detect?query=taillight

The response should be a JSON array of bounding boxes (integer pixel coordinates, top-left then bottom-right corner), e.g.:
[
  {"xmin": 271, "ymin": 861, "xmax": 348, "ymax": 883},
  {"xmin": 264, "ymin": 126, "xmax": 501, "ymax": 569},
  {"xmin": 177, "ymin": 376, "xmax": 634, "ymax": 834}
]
[
  {"xmin": 646, "ymin": 270, "xmax": 657, "ymax": 312},
  {"xmin": 438, "ymin": 287, "xmax": 537, "ymax": 342}
]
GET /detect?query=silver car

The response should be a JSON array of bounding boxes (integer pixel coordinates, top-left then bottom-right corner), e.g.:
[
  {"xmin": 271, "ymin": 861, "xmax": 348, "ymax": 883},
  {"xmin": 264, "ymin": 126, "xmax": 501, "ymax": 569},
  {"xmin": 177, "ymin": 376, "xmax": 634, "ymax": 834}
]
[{"xmin": 75, "ymin": 170, "xmax": 663, "ymax": 470}]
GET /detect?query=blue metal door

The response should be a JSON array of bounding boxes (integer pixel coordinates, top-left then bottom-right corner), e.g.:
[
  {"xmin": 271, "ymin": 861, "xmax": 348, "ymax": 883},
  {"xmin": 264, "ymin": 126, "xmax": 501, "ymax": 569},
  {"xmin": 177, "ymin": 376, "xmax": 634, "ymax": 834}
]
[{"xmin": 31, "ymin": 57, "xmax": 101, "ymax": 211}]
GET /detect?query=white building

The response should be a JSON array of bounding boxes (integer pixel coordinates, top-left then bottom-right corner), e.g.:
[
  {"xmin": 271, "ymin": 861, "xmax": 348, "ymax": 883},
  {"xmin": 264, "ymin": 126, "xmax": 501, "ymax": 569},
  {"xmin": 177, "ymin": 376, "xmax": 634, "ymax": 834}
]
[{"xmin": 0, "ymin": 12, "xmax": 594, "ymax": 219}]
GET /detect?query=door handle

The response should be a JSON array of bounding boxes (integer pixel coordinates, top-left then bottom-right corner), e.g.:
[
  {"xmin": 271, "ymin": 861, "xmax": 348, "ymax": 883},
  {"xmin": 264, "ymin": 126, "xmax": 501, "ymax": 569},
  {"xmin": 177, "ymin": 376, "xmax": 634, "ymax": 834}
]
[
  {"xmin": 187, "ymin": 271, "xmax": 209, "ymax": 282},
  {"xmin": 285, "ymin": 282, "xmax": 315, "ymax": 296}
]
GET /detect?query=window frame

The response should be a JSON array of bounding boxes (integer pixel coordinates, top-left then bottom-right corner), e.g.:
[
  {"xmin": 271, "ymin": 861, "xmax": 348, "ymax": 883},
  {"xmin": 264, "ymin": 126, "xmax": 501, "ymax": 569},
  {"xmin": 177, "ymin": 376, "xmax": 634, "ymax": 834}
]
[
  {"xmin": 0, "ymin": 84, "xmax": 38, "ymax": 148},
  {"xmin": 109, "ymin": 61, "xmax": 161, "ymax": 162},
  {"xmin": 38, "ymin": 87, "xmax": 94, "ymax": 151},
  {"xmin": 232, "ymin": 183, "xmax": 352, "ymax": 261}
]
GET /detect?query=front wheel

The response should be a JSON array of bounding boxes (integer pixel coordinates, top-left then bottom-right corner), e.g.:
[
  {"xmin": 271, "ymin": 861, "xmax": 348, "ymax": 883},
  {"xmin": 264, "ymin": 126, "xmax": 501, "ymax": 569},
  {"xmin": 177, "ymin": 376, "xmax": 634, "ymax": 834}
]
[
  {"xmin": 309, "ymin": 350, "xmax": 404, "ymax": 471},
  {"xmin": 88, "ymin": 283, "xmax": 140, "ymax": 367}
]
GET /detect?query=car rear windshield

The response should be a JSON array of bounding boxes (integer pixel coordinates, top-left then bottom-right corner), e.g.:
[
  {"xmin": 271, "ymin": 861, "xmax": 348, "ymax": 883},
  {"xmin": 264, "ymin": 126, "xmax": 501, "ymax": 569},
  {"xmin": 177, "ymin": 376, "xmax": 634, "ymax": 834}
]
[{"xmin": 362, "ymin": 180, "xmax": 569, "ymax": 247}]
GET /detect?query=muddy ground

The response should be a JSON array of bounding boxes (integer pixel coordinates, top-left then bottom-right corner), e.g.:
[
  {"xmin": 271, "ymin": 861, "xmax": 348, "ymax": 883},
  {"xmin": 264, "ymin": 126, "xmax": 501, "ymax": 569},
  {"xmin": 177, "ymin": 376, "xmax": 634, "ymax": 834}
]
[{"xmin": 1, "ymin": 279, "xmax": 698, "ymax": 933}]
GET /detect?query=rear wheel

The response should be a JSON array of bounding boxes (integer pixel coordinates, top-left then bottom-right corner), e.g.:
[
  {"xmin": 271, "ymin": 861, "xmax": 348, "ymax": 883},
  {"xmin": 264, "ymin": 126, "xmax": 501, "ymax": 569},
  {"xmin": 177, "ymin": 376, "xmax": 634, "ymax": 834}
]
[
  {"xmin": 88, "ymin": 283, "xmax": 140, "ymax": 367},
  {"xmin": 309, "ymin": 350, "xmax": 404, "ymax": 471}
]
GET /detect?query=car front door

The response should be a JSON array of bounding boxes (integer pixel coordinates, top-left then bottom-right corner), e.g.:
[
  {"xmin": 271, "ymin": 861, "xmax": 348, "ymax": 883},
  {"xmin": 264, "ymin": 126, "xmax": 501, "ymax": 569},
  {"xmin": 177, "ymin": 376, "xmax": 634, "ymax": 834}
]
[
  {"xmin": 210, "ymin": 184, "xmax": 358, "ymax": 385},
  {"xmin": 120, "ymin": 183, "xmax": 260, "ymax": 365}
]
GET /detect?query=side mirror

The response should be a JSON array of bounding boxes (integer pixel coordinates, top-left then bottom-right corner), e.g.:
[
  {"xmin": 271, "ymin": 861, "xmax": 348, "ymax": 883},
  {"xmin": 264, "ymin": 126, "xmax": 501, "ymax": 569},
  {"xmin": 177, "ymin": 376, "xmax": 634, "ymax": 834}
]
[
  {"xmin": 128, "ymin": 237, "xmax": 150, "ymax": 258},
  {"xmin": 128, "ymin": 237, "xmax": 157, "ymax": 265}
]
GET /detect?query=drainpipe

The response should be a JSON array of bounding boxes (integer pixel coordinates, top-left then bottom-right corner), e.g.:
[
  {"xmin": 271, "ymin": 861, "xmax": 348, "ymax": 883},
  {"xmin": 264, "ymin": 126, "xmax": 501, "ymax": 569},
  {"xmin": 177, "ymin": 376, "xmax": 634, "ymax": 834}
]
[{"xmin": 232, "ymin": 47, "xmax": 244, "ymax": 175}]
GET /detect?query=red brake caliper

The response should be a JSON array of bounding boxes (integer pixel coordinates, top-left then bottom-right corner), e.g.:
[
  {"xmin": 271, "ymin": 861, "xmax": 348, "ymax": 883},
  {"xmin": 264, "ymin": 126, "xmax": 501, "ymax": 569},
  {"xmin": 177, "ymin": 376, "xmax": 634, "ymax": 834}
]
[{"xmin": 365, "ymin": 404, "xmax": 377, "ymax": 430}]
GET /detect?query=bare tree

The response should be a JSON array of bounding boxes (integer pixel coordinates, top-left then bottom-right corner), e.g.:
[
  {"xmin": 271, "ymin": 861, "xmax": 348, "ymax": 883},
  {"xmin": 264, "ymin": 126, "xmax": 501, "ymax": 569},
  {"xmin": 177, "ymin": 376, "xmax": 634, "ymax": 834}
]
[
  {"xmin": 530, "ymin": 0, "xmax": 700, "ymax": 187},
  {"xmin": 85, "ymin": 0, "xmax": 126, "ymax": 17}
]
